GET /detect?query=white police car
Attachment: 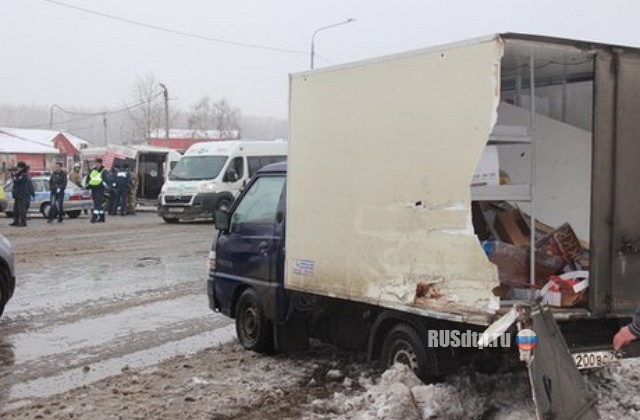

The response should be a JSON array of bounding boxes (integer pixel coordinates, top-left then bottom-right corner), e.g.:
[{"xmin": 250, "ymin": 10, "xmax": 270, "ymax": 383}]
[{"xmin": 4, "ymin": 174, "xmax": 93, "ymax": 219}]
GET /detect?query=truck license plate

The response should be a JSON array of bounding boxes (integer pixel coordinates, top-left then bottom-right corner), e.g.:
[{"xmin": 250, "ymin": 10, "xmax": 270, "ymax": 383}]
[
  {"xmin": 572, "ymin": 350, "xmax": 616, "ymax": 370},
  {"xmin": 168, "ymin": 207, "xmax": 184, "ymax": 213}
]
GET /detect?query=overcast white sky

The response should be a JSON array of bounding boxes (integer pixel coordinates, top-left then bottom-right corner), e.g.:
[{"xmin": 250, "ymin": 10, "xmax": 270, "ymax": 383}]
[{"xmin": 2, "ymin": 0, "xmax": 638, "ymax": 119}]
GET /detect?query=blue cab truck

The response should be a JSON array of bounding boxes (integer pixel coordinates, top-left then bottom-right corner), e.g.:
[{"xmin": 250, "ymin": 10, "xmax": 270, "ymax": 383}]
[{"xmin": 208, "ymin": 33, "xmax": 640, "ymax": 419}]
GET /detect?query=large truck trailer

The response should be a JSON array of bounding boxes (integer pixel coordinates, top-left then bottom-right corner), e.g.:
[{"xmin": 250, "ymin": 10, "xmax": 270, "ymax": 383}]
[{"xmin": 208, "ymin": 33, "xmax": 640, "ymax": 419}]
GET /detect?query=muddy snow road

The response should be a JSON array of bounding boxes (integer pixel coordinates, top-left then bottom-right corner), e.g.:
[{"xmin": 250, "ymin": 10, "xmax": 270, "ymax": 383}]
[
  {"xmin": 1, "ymin": 212, "xmax": 640, "ymax": 419},
  {"xmin": 0, "ymin": 212, "xmax": 234, "ymax": 410}
]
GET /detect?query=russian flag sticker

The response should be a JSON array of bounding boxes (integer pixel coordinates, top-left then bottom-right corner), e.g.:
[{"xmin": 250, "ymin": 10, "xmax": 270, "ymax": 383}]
[{"xmin": 516, "ymin": 329, "xmax": 538, "ymax": 351}]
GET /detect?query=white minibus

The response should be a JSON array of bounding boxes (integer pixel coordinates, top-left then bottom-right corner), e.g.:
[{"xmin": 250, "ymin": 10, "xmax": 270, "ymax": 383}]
[{"xmin": 158, "ymin": 140, "xmax": 287, "ymax": 223}]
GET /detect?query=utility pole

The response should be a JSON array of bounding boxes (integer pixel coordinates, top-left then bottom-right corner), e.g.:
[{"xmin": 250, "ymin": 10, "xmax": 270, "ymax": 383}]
[
  {"xmin": 49, "ymin": 104, "xmax": 61, "ymax": 128},
  {"xmin": 103, "ymin": 113, "xmax": 108, "ymax": 146},
  {"xmin": 159, "ymin": 83, "xmax": 170, "ymax": 139}
]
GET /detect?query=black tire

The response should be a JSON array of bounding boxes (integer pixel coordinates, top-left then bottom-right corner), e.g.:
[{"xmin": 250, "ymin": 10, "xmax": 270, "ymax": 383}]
[
  {"xmin": 0, "ymin": 271, "xmax": 7, "ymax": 318},
  {"xmin": 235, "ymin": 288, "xmax": 273, "ymax": 353},
  {"xmin": 162, "ymin": 216, "xmax": 179, "ymax": 224},
  {"xmin": 380, "ymin": 323, "xmax": 432, "ymax": 383},
  {"xmin": 66, "ymin": 210, "xmax": 81, "ymax": 219},
  {"xmin": 5, "ymin": 212, "xmax": 13, "ymax": 218},
  {"xmin": 41, "ymin": 202, "xmax": 51, "ymax": 218}
]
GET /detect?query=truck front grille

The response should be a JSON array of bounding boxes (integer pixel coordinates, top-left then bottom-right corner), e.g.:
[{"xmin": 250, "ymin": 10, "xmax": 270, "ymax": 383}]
[{"xmin": 164, "ymin": 194, "xmax": 193, "ymax": 204}]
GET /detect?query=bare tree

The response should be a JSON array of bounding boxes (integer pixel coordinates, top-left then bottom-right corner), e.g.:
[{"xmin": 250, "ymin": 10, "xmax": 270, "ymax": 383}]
[
  {"xmin": 187, "ymin": 96, "xmax": 241, "ymax": 139},
  {"xmin": 126, "ymin": 74, "xmax": 164, "ymax": 143},
  {"xmin": 187, "ymin": 96, "xmax": 211, "ymax": 132},
  {"xmin": 212, "ymin": 97, "xmax": 241, "ymax": 138}
]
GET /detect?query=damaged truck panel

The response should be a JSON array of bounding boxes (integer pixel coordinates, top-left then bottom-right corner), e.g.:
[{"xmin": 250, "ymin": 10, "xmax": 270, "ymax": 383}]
[{"xmin": 286, "ymin": 36, "xmax": 503, "ymax": 318}]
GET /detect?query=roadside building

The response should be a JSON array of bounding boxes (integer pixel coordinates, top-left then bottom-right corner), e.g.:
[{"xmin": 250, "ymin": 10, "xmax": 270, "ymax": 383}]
[
  {"xmin": 147, "ymin": 129, "xmax": 239, "ymax": 153},
  {"xmin": 0, "ymin": 131, "xmax": 60, "ymax": 183},
  {"xmin": 0, "ymin": 127, "xmax": 91, "ymax": 168}
]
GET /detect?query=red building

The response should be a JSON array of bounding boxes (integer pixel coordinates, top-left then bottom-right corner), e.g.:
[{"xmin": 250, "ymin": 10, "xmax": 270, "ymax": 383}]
[
  {"xmin": 0, "ymin": 127, "xmax": 92, "ymax": 172},
  {"xmin": 148, "ymin": 129, "xmax": 239, "ymax": 152}
]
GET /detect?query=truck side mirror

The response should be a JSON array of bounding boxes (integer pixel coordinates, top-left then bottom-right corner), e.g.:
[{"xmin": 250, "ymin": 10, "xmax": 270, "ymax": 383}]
[{"xmin": 214, "ymin": 210, "xmax": 230, "ymax": 232}]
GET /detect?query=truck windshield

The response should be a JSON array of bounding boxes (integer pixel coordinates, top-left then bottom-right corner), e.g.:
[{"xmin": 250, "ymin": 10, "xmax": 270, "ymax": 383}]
[{"xmin": 169, "ymin": 155, "xmax": 228, "ymax": 181}]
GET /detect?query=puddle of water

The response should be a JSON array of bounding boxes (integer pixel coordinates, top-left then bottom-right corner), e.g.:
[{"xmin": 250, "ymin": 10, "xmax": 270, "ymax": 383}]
[
  {"xmin": 6, "ymin": 323, "xmax": 236, "ymax": 409},
  {"xmin": 11, "ymin": 254, "xmax": 208, "ymax": 315}
]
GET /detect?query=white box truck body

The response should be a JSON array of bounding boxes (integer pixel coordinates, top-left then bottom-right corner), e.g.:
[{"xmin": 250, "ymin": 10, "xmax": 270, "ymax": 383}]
[{"xmin": 210, "ymin": 33, "xmax": 640, "ymax": 419}]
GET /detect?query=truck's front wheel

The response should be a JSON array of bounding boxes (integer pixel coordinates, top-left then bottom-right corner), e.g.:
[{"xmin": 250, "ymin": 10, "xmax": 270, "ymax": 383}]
[
  {"xmin": 380, "ymin": 323, "xmax": 432, "ymax": 383},
  {"xmin": 235, "ymin": 289, "xmax": 272, "ymax": 353}
]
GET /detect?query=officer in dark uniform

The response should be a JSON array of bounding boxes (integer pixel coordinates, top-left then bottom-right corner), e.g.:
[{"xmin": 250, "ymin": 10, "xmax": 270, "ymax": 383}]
[
  {"xmin": 114, "ymin": 164, "xmax": 132, "ymax": 215},
  {"xmin": 107, "ymin": 165, "xmax": 119, "ymax": 216},
  {"xmin": 10, "ymin": 162, "xmax": 35, "ymax": 227},
  {"xmin": 86, "ymin": 158, "xmax": 109, "ymax": 223}
]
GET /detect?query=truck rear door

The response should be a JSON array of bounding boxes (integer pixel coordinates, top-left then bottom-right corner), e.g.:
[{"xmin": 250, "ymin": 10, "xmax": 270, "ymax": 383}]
[{"xmin": 592, "ymin": 48, "xmax": 640, "ymax": 313}]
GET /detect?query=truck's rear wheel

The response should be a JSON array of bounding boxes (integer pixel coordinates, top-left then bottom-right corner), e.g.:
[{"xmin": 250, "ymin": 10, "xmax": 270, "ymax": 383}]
[
  {"xmin": 380, "ymin": 323, "xmax": 431, "ymax": 382},
  {"xmin": 235, "ymin": 289, "xmax": 272, "ymax": 353}
]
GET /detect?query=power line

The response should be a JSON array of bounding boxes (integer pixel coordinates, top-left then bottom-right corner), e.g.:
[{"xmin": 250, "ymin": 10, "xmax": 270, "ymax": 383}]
[
  {"xmin": 41, "ymin": 0, "xmax": 307, "ymax": 56},
  {"xmin": 18, "ymin": 94, "xmax": 162, "ymax": 129},
  {"xmin": 53, "ymin": 94, "xmax": 162, "ymax": 117},
  {"xmin": 19, "ymin": 114, "xmax": 98, "ymax": 129}
]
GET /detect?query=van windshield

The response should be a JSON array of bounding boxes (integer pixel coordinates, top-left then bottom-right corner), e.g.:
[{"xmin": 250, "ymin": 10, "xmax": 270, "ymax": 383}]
[{"xmin": 169, "ymin": 155, "xmax": 228, "ymax": 181}]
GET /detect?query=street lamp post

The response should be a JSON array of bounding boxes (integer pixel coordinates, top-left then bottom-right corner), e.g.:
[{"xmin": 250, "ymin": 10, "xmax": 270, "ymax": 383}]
[
  {"xmin": 310, "ymin": 18, "xmax": 355, "ymax": 69},
  {"xmin": 103, "ymin": 112, "xmax": 108, "ymax": 146},
  {"xmin": 159, "ymin": 83, "xmax": 170, "ymax": 140},
  {"xmin": 49, "ymin": 104, "xmax": 62, "ymax": 128}
]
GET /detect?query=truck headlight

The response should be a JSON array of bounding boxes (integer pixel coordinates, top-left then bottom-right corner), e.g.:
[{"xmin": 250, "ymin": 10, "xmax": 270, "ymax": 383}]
[{"xmin": 208, "ymin": 250, "xmax": 216, "ymax": 271}]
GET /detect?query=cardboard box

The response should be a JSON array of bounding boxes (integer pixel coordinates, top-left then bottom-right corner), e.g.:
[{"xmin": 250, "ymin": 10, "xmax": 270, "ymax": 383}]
[
  {"xmin": 536, "ymin": 222, "xmax": 583, "ymax": 267},
  {"xmin": 472, "ymin": 145, "xmax": 500, "ymax": 186},
  {"xmin": 541, "ymin": 271, "xmax": 588, "ymax": 307},
  {"xmin": 494, "ymin": 210, "xmax": 530, "ymax": 246}
]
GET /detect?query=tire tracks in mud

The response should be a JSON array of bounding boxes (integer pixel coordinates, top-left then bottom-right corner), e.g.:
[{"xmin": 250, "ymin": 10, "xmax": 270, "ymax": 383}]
[
  {"xmin": 1, "ymin": 213, "xmax": 228, "ymax": 410},
  {"xmin": 9, "ymin": 315, "xmax": 233, "ymax": 385},
  {"xmin": 2, "ymin": 280, "xmax": 206, "ymax": 335}
]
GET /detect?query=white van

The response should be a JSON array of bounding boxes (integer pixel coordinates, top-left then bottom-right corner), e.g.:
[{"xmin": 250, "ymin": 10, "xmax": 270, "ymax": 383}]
[{"xmin": 157, "ymin": 140, "xmax": 287, "ymax": 223}]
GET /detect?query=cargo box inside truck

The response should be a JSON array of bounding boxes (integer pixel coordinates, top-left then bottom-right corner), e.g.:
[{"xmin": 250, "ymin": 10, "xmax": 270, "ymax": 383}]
[{"xmin": 287, "ymin": 33, "xmax": 640, "ymax": 328}]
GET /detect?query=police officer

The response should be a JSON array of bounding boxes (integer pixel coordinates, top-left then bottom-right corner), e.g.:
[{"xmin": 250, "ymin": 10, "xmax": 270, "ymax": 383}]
[
  {"xmin": 107, "ymin": 166, "xmax": 119, "ymax": 216},
  {"xmin": 114, "ymin": 164, "xmax": 132, "ymax": 215},
  {"xmin": 9, "ymin": 161, "xmax": 35, "ymax": 227},
  {"xmin": 86, "ymin": 158, "xmax": 109, "ymax": 223}
]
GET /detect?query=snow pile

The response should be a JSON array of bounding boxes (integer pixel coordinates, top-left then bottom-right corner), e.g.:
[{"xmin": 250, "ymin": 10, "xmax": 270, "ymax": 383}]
[
  {"xmin": 306, "ymin": 364, "xmax": 534, "ymax": 419},
  {"xmin": 589, "ymin": 358, "xmax": 640, "ymax": 419}
]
